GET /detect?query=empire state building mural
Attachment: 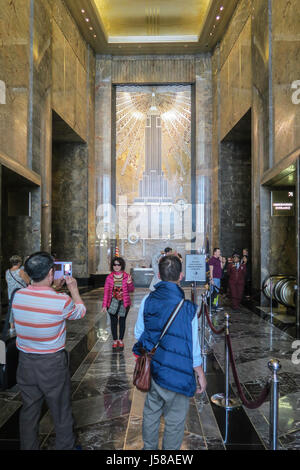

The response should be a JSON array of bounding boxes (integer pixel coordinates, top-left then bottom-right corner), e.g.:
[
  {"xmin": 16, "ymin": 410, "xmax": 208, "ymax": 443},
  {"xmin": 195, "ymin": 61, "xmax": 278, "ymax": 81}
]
[
  {"xmin": 115, "ymin": 85, "xmax": 192, "ymax": 263},
  {"xmin": 135, "ymin": 94, "xmax": 172, "ymax": 204}
]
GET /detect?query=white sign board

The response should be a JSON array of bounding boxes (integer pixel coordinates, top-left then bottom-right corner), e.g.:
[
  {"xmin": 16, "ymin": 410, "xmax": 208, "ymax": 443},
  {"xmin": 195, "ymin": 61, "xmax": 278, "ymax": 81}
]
[{"xmin": 185, "ymin": 254, "xmax": 206, "ymax": 282}]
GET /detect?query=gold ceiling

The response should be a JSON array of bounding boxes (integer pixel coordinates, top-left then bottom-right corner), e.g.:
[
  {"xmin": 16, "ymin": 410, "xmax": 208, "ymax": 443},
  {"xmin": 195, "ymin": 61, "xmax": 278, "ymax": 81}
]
[
  {"xmin": 65, "ymin": 0, "xmax": 240, "ymax": 55},
  {"xmin": 92, "ymin": 0, "xmax": 210, "ymax": 42}
]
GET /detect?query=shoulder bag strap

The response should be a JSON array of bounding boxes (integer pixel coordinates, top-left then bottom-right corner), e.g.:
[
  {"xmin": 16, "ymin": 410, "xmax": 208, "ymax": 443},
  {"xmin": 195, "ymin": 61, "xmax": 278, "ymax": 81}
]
[
  {"xmin": 151, "ymin": 298, "xmax": 185, "ymax": 353},
  {"xmin": 9, "ymin": 270, "xmax": 26, "ymax": 288},
  {"xmin": 2, "ymin": 288, "xmax": 20, "ymax": 340}
]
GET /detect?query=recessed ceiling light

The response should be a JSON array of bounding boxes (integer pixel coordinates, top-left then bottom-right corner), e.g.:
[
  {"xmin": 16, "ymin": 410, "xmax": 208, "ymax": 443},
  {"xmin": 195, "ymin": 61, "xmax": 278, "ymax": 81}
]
[
  {"xmin": 220, "ymin": 6, "xmax": 224, "ymax": 11},
  {"xmin": 216, "ymin": 15, "xmax": 220, "ymax": 20},
  {"xmin": 89, "ymin": 26, "xmax": 93, "ymax": 30},
  {"xmin": 81, "ymin": 9, "xmax": 85, "ymax": 13},
  {"xmin": 85, "ymin": 18, "xmax": 90, "ymax": 22},
  {"xmin": 93, "ymin": 34, "xmax": 97, "ymax": 38}
]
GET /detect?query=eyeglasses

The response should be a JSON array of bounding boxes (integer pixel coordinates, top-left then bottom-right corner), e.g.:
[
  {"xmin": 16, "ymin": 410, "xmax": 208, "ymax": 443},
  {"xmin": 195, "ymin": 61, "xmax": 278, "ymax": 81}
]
[{"xmin": 113, "ymin": 263, "xmax": 121, "ymax": 267}]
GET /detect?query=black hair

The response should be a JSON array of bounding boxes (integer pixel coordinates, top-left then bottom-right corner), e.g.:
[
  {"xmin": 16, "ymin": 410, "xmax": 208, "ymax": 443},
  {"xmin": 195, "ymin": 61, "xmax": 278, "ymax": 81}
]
[
  {"xmin": 24, "ymin": 251, "xmax": 55, "ymax": 282},
  {"xmin": 110, "ymin": 256, "xmax": 126, "ymax": 272},
  {"xmin": 213, "ymin": 247, "xmax": 220, "ymax": 254},
  {"xmin": 164, "ymin": 247, "xmax": 172, "ymax": 254},
  {"xmin": 159, "ymin": 254, "xmax": 182, "ymax": 282}
]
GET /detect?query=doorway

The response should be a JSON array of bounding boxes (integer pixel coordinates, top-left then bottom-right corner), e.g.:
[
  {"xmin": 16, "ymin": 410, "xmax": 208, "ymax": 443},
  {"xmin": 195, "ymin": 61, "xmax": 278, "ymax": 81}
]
[{"xmin": 219, "ymin": 109, "xmax": 252, "ymax": 258}]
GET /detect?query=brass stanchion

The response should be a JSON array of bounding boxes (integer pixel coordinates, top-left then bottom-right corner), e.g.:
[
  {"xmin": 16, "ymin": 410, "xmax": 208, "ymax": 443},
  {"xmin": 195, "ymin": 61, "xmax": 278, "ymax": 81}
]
[
  {"xmin": 200, "ymin": 293, "xmax": 212, "ymax": 356},
  {"xmin": 268, "ymin": 359, "xmax": 281, "ymax": 450},
  {"xmin": 211, "ymin": 313, "xmax": 241, "ymax": 409}
]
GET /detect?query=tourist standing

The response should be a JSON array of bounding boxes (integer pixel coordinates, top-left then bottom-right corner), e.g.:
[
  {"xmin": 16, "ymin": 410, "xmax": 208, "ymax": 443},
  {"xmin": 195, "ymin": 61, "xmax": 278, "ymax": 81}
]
[
  {"xmin": 12, "ymin": 251, "xmax": 86, "ymax": 450},
  {"xmin": 102, "ymin": 256, "xmax": 135, "ymax": 350},
  {"xmin": 133, "ymin": 254, "xmax": 206, "ymax": 450},
  {"xmin": 208, "ymin": 248, "xmax": 225, "ymax": 311}
]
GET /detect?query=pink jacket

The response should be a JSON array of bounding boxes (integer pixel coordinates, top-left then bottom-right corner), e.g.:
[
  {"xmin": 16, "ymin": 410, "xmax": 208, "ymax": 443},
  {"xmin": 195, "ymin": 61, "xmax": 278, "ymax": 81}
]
[{"xmin": 102, "ymin": 271, "xmax": 135, "ymax": 309}]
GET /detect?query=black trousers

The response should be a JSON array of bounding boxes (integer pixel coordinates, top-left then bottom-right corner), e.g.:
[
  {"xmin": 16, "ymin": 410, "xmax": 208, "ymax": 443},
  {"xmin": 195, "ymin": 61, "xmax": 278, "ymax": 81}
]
[
  {"xmin": 109, "ymin": 303, "xmax": 130, "ymax": 341},
  {"xmin": 17, "ymin": 349, "xmax": 75, "ymax": 450}
]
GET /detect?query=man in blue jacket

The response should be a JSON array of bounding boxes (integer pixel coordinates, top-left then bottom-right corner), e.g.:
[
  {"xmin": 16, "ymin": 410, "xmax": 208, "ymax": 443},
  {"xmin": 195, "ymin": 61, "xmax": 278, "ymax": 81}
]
[{"xmin": 133, "ymin": 254, "xmax": 206, "ymax": 450}]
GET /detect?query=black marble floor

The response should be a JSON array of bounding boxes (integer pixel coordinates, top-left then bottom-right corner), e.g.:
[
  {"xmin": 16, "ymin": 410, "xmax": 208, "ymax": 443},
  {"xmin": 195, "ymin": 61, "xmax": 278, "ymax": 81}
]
[{"xmin": 1, "ymin": 287, "xmax": 300, "ymax": 451}]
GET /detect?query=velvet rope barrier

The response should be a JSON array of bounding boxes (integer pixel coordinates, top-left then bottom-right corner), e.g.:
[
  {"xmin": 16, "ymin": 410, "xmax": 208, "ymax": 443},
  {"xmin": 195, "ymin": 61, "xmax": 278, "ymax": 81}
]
[
  {"xmin": 197, "ymin": 304, "xmax": 203, "ymax": 319},
  {"xmin": 204, "ymin": 303, "xmax": 225, "ymax": 335},
  {"xmin": 226, "ymin": 333, "xmax": 270, "ymax": 409}
]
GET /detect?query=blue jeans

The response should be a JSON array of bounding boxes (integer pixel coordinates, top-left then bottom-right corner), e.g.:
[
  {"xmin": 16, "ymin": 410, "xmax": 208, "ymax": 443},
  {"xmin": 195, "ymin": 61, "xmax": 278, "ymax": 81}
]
[{"xmin": 211, "ymin": 278, "xmax": 221, "ymax": 307}]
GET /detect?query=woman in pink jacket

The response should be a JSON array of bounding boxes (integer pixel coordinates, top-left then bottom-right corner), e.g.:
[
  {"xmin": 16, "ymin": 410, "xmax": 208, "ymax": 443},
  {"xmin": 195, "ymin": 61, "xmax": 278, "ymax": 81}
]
[{"xmin": 102, "ymin": 256, "xmax": 134, "ymax": 350}]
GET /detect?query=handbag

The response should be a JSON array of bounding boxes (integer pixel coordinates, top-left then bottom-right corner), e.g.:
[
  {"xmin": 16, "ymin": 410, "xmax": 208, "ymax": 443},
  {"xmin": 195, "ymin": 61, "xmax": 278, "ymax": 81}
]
[
  {"xmin": 107, "ymin": 297, "xmax": 120, "ymax": 315},
  {"xmin": 133, "ymin": 298, "xmax": 184, "ymax": 392},
  {"xmin": 0, "ymin": 288, "xmax": 20, "ymax": 391}
]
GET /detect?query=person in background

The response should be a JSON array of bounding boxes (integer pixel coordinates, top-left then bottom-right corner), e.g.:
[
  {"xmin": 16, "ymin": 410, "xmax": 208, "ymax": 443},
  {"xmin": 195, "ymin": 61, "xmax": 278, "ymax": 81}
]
[
  {"xmin": 149, "ymin": 247, "xmax": 173, "ymax": 291},
  {"xmin": 102, "ymin": 256, "xmax": 134, "ymax": 351},
  {"xmin": 242, "ymin": 249, "xmax": 252, "ymax": 299},
  {"xmin": 227, "ymin": 253, "xmax": 247, "ymax": 310},
  {"xmin": 12, "ymin": 251, "xmax": 86, "ymax": 450},
  {"xmin": 133, "ymin": 254, "xmax": 206, "ymax": 450},
  {"xmin": 208, "ymin": 248, "xmax": 225, "ymax": 311},
  {"xmin": 5, "ymin": 255, "xmax": 31, "ymax": 335},
  {"xmin": 220, "ymin": 256, "xmax": 229, "ymax": 296}
]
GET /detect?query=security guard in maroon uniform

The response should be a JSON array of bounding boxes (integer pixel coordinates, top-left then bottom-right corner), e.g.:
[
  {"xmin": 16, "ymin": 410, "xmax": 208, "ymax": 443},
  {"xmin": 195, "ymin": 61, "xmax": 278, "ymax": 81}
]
[{"xmin": 227, "ymin": 253, "xmax": 247, "ymax": 310}]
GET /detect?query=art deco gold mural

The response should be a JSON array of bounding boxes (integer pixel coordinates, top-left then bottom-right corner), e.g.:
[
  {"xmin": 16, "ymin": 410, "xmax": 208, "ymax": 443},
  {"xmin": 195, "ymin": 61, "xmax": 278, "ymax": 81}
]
[{"xmin": 116, "ymin": 84, "xmax": 192, "ymax": 245}]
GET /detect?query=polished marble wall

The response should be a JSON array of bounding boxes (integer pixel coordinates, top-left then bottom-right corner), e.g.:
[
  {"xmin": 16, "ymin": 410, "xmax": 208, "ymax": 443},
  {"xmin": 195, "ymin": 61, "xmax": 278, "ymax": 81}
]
[
  {"xmin": 272, "ymin": 0, "xmax": 300, "ymax": 165},
  {"xmin": 212, "ymin": 0, "xmax": 300, "ymax": 290},
  {"xmin": 0, "ymin": 0, "xmax": 30, "ymax": 167},
  {"xmin": 95, "ymin": 55, "xmax": 212, "ymax": 273},
  {"xmin": 219, "ymin": 141, "xmax": 252, "ymax": 257},
  {"xmin": 52, "ymin": 142, "xmax": 89, "ymax": 278},
  {"xmin": 0, "ymin": 0, "xmax": 95, "ymax": 274}
]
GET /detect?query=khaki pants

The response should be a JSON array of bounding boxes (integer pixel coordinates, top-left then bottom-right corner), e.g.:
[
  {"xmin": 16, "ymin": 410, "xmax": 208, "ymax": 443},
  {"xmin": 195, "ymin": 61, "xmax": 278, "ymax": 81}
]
[{"xmin": 142, "ymin": 378, "xmax": 190, "ymax": 450}]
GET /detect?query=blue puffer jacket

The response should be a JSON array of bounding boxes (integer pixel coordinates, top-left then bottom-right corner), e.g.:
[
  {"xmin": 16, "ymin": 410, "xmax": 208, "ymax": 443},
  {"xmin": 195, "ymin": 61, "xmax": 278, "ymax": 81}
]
[{"xmin": 132, "ymin": 281, "xmax": 197, "ymax": 397}]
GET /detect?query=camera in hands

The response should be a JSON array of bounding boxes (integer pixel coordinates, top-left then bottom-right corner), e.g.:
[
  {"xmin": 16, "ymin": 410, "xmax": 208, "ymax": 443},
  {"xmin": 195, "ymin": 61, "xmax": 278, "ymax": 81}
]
[{"xmin": 54, "ymin": 261, "xmax": 72, "ymax": 279}]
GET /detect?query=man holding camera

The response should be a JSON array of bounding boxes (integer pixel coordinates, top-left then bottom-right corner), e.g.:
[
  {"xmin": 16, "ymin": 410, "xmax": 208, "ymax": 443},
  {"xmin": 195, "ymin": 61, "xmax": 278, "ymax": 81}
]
[{"xmin": 12, "ymin": 252, "xmax": 86, "ymax": 450}]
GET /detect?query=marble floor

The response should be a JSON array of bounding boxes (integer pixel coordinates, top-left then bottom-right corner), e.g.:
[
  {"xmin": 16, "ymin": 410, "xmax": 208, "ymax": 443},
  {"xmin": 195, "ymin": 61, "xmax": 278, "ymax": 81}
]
[{"xmin": 0, "ymin": 287, "xmax": 300, "ymax": 451}]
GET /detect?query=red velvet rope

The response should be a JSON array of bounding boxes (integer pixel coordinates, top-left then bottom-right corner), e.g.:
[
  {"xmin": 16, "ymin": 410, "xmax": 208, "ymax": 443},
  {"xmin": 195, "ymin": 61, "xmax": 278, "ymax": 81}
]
[
  {"xmin": 204, "ymin": 303, "xmax": 225, "ymax": 335},
  {"xmin": 197, "ymin": 305, "xmax": 203, "ymax": 319},
  {"xmin": 226, "ymin": 333, "xmax": 270, "ymax": 409}
]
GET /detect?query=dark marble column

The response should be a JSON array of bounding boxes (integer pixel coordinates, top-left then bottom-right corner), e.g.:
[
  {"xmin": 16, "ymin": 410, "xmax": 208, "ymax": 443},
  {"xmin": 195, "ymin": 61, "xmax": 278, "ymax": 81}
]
[{"xmin": 52, "ymin": 142, "xmax": 89, "ymax": 278}]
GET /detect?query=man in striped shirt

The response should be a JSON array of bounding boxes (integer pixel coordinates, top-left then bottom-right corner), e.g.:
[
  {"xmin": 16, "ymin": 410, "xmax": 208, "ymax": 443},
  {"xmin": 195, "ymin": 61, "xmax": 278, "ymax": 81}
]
[{"xmin": 12, "ymin": 252, "xmax": 86, "ymax": 450}]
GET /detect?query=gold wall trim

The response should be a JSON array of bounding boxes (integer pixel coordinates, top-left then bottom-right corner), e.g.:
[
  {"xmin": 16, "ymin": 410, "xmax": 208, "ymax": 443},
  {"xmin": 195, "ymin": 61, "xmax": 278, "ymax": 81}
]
[
  {"xmin": 0, "ymin": 150, "xmax": 41, "ymax": 186},
  {"xmin": 261, "ymin": 146, "xmax": 300, "ymax": 187},
  {"xmin": 109, "ymin": 55, "xmax": 197, "ymax": 84}
]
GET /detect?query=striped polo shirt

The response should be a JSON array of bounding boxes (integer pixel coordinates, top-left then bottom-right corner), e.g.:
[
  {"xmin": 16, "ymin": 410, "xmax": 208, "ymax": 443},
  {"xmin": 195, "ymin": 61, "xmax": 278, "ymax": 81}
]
[{"xmin": 12, "ymin": 285, "xmax": 86, "ymax": 354}]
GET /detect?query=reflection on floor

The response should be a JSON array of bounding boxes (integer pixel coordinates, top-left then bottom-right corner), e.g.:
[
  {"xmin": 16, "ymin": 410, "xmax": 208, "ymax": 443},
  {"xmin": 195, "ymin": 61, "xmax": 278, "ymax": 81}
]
[{"xmin": 0, "ymin": 287, "xmax": 299, "ymax": 450}]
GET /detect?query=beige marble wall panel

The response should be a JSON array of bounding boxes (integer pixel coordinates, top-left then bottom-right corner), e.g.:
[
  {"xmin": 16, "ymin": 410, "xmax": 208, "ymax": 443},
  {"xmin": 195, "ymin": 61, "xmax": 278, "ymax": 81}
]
[
  {"xmin": 64, "ymin": 38, "xmax": 76, "ymax": 126},
  {"xmin": 88, "ymin": 48, "xmax": 96, "ymax": 274},
  {"xmin": 51, "ymin": 0, "xmax": 88, "ymax": 70},
  {"xmin": 0, "ymin": 0, "xmax": 30, "ymax": 166},
  {"xmin": 52, "ymin": 21, "xmax": 87, "ymax": 142},
  {"xmin": 219, "ymin": 0, "xmax": 251, "ymax": 70},
  {"xmin": 220, "ymin": 18, "xmax": 252, "ymax": 141},
  {"xmin": 272, "ymin": 0, "xmax": 300, "ymax": 164},
  {"xmin": 111, "ymin": 56, "xmax": 196, "ymax": 84},
  {"xmin": 211, "ymin": 46, "xmax": 220, "ymax": 248},
  {"xmin": 251, "ymin": 0, "xmax": 270, "ymax": 288},
  {"xmin": 52, "ymin": 21, "xmax": 65, "ymax": 118},
  {"xmin": 75, "ymin": 59, "xmax": 88, "ymax": 141},
  {"xmin": 95, "ymin": 55, "xmax": 213, "ymax": 271}
]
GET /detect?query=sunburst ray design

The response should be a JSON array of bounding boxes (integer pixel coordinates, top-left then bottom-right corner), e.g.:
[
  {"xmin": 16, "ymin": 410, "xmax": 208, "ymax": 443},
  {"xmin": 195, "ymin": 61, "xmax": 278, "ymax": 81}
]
[{"xmin": 116, "ymin": 85, "xmax": 191, "ymax": 205}]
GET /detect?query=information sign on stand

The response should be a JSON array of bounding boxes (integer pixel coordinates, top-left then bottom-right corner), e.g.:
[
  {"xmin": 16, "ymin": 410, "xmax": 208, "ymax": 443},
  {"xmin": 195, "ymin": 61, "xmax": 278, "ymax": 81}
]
[{"xmin": 185, "ymin": 254, "xmax": 206, "ymax": 283}]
